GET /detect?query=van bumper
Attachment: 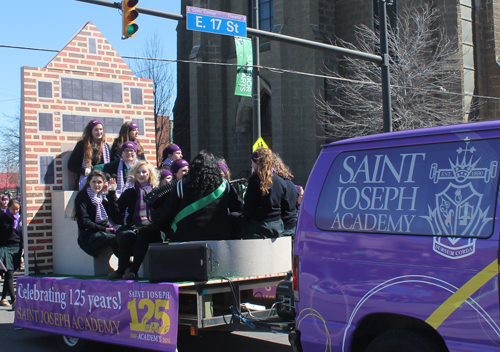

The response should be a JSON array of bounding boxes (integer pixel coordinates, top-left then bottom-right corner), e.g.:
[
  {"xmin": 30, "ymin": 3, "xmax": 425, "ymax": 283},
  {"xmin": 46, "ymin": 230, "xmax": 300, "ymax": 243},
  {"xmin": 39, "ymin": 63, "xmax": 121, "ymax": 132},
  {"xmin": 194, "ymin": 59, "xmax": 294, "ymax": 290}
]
[{"xmin": 289, "ymin": 330, "xmax": 303, "ymax": 352}]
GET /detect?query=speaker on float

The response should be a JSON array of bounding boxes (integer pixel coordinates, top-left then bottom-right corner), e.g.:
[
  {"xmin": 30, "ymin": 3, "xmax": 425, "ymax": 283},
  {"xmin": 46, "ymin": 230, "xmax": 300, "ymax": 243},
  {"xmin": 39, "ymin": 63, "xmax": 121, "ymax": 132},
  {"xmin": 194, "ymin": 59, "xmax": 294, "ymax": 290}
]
[{"xmin": 148, "ymin": 242, "xmax": 215, "ymax": 283}]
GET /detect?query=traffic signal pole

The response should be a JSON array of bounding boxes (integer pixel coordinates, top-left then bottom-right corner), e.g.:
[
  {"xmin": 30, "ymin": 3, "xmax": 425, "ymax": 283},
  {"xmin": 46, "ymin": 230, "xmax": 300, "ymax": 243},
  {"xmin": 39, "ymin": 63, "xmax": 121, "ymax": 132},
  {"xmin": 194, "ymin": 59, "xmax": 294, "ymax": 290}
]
[
  {"xmin": 378, "ymin": 0, "xmax": 392, "ymax": 132},
  {"xmin": 75, "ymin": 0, "xmax": 392, "ymax": 133},
  {"xmin": 251, "ymin": 0, "xmax": 261, "ymax": 141}
]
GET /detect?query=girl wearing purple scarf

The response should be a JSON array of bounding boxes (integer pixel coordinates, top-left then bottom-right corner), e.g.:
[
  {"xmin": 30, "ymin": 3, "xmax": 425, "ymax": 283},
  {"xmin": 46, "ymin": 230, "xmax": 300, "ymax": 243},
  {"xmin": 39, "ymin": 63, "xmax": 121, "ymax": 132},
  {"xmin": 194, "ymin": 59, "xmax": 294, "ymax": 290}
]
[
  {"xmin": 108, "ymin": 161, "xmax": 162, "ymax": 280},
  {"xmin": 0, "ymin": 199, "xmax": 22, "ymax": 309},
  {"xmin": 1, "ymin": 195, "xmax": 9, "ymax": 212}
]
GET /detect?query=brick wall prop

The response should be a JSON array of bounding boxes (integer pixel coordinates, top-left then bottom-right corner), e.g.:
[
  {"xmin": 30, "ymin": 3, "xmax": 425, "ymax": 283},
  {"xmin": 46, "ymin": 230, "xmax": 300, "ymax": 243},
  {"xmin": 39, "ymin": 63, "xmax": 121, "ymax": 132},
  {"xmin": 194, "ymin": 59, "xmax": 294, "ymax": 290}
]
[{"xmin": 20, "ymin": 22, "xmax": 155, "ymax": 274}]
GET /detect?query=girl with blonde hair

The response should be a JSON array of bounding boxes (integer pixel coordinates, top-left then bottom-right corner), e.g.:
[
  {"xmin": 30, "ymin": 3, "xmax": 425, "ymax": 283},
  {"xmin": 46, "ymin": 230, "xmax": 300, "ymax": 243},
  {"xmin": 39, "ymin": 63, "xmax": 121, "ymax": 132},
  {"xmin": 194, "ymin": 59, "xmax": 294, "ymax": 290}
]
[{"xmin": 108, "ymin": 160, "xmax": 160, "ymax": 279}]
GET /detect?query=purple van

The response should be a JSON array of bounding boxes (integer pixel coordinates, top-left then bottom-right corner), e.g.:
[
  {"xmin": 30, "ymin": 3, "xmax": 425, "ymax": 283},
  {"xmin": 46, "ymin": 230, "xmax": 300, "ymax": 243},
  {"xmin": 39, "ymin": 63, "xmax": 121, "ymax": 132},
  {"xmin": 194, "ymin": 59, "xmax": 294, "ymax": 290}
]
[{"xmin": 291, "ymin": 121, "xmax": 500, "ymax": 352}]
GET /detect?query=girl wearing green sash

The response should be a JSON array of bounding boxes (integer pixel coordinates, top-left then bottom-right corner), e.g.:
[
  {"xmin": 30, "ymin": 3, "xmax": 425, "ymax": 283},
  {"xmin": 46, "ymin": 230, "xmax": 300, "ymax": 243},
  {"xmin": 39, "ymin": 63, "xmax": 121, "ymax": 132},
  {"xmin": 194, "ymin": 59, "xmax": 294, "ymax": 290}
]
[{"xmin": 151, "ymin": 151, "xmax": 242, "ymax": 242}]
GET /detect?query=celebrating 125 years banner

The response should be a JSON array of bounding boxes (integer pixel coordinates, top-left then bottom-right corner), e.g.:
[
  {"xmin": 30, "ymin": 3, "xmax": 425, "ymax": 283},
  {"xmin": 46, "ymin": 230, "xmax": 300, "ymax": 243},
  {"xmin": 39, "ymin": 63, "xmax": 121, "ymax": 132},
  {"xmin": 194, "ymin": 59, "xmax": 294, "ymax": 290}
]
[
  {"xmin": 13, "ymin": 276, "xmax": 179, "ymax": 352},
  {"xmin": 234, "ymin": 36, "xmax": 253, "ymax": 97}
]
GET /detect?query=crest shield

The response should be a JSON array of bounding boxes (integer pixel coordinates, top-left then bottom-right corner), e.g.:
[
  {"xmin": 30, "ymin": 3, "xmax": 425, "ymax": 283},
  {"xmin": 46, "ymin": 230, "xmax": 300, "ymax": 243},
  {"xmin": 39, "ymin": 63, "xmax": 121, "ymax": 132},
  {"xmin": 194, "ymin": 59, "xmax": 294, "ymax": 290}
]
[{"xmin": 435, "ymin": 182, "xmax": 482, "ymax": 238}]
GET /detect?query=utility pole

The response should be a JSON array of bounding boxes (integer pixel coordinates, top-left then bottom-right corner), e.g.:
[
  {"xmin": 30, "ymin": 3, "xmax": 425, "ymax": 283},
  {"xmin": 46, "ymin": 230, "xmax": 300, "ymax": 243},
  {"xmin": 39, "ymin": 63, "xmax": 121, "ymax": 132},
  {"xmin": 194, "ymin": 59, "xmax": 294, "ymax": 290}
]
[
  {"xmin": 379, "ymin": 0, "xmax": 392, "ymax": 132},
  {"xmin": 251, "ymin": 0, "xmax": 261, "ymax": 141}
]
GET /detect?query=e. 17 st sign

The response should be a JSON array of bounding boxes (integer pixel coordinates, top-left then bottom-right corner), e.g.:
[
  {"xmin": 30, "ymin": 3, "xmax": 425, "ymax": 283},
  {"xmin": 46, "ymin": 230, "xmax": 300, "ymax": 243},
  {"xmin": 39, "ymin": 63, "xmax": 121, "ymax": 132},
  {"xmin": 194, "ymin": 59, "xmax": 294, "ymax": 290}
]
[{"xmin": 186, "ymin": 6, "xmax": 247, "ymax": 37}]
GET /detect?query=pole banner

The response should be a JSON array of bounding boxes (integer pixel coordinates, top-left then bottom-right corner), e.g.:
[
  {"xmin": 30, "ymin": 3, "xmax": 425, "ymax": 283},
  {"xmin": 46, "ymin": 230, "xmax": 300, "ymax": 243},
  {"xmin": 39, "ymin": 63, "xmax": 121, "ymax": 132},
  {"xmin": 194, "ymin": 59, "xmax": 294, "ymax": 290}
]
[
  {"xmin": 235, "ymin": 36, "xmax": 253, "ymax": 97},
  {"xmin": 14, "ymin": 276, "xmax": 179, "ymax": 352}
]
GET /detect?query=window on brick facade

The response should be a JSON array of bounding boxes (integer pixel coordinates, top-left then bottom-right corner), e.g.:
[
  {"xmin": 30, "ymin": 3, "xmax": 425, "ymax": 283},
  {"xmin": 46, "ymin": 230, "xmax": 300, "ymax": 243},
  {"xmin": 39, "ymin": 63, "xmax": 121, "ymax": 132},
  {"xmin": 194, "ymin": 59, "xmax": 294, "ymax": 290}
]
[
  {"xmin": 39, "ymin": 113, "xmax": 53, "ymax": 131},
  {"xmin": 88, "ymin": 37, "xmax": 97, "ymax": 54},
  {"xmin": 62, "ymin": 115, "xmax": 123, "ymax": 134},
  {"xmin": 40, "ymin": 156, "xmax": 55, "ymax": 185},
  {"xmin": 102, "ymin": 117, "xmax": 124, "ymax": 134},
  {"xmin": 61, "ymin": 78, "xmax": 122, "ymax": 103},
  {"xmin": 38, "ymin": 81, "xmax": 52, "ymax": 98},
  {"xmin": 132, "ymin": 118, "xmax": 145, "ymax": 136},
  {"xmin": 130, "ymin": 87, "xmax": 143, "ymax": 105}
]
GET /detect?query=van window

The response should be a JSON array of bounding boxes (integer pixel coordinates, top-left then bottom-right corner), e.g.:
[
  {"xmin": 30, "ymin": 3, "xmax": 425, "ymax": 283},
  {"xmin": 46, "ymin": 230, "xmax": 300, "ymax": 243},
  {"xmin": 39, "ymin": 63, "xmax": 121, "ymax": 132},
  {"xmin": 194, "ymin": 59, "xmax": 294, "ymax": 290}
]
[{"xmin": 316, "ymin": 139, "xmax": 500, "ymax": 238}]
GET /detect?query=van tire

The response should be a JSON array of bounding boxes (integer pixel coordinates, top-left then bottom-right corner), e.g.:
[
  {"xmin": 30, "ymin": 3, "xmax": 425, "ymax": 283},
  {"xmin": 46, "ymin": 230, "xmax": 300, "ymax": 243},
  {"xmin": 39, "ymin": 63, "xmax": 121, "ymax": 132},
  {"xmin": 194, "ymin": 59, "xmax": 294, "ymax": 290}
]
[
  {"xmin": 366, "ymin": 329, "xmax": 442, "ymax": 352},
  {"xmin": 55, "ymin": 335, "xmax": 91, "ymax": 352}
]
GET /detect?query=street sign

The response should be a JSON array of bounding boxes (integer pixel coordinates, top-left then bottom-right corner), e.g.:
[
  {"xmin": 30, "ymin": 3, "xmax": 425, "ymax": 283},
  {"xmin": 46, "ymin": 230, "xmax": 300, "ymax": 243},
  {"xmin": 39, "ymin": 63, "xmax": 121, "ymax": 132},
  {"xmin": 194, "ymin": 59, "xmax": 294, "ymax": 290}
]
[
  {"xmin": 186, "ymin": 6, "xmax": 247, "ymax": 37},
  {"xmin": 252, "ymin": 137, "xmax": 269, "ymax": 152}
]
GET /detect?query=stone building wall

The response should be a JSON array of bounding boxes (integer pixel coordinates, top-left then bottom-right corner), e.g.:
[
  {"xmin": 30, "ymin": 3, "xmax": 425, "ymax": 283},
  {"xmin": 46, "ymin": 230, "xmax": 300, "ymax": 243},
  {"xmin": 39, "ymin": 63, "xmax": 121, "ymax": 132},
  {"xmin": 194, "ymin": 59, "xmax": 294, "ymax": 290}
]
[{"xmin": 175, "ymin": 0, "xmax": 500, "ymax": 186}]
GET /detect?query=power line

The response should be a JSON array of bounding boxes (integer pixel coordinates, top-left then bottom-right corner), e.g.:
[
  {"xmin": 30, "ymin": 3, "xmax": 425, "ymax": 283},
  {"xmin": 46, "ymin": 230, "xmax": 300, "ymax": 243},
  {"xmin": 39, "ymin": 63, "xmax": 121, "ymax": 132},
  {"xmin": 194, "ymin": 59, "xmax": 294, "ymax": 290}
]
[{"xmin": 2, "ymin": 43, "xmax": 500, "ymax": 101}]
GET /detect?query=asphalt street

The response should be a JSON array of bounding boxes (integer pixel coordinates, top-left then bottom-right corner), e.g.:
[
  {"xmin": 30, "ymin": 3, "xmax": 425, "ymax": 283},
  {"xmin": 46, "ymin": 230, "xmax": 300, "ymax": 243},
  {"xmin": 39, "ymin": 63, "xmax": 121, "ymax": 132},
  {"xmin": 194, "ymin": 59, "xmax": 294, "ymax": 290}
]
[{"xmin": 0, "ymin": 301, "xmax": 291, "ymax": 352}]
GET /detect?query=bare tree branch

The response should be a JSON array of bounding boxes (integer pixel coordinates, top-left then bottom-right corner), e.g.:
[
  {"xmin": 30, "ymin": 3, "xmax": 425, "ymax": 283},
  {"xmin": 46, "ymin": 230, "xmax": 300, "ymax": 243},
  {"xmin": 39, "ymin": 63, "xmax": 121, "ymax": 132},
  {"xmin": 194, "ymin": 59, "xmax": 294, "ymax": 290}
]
[
  {"xmin": 130, "ymin": 32, "xmax": 175, "ymax": 164},
  {"xmin": 0, "ymin": 112, "xmax": 20, "ymax": 191},
  {"xmin": 316, "ymin": 5, "xmax": 470, "ymax": 139}
]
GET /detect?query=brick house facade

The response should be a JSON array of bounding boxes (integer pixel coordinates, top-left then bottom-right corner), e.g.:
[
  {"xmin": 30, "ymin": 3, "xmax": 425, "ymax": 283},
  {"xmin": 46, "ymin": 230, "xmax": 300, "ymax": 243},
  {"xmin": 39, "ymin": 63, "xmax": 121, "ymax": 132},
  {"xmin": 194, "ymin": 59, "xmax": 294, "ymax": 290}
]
[{"xmin": 20, "ymin": 22, "xmax": 155, "ymax": 274}]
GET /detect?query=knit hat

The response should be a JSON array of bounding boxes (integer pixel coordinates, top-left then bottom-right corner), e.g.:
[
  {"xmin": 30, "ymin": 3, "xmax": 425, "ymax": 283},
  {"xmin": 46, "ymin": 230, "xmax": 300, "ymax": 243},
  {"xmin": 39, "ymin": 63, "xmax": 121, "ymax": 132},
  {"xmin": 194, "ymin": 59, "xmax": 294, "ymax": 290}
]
[
  {"xmin": 251, "ymin": 152, "xmax": 259, "ymax": 163},
  {"xmin": 160, "ymin": 169, "xmax": 173, "ymax": 180},
  {"xmin": 88, "ymin": 119, "xmax": 103, "ymax": 131},
  {"xmin": 171, "ymin": 159, "xmax": 189, "ymax": 174},
  {"xmin": 1, "ymin": 195, "xmax": 8, "ymax": 201},
  {"xmin": 121, "ymin": 141, "xmax": 137, "ymax": 154},
  {"xmin": 163, "ymin": 144, "xmax": 181, "ymax": 159},
  {"xmin": 129, "ymin": 122, "xmax": 139, "ymax": 131},
  {"xmin": 218, "ymin": 162, "xmax": 227, "ymax": 175}
]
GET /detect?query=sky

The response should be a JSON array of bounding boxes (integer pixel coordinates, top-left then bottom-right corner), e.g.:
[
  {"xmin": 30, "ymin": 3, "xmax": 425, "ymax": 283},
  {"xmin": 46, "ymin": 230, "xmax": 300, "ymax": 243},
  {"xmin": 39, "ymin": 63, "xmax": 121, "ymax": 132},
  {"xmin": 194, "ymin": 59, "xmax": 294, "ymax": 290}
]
[{"xmin": 0, "ymin": 0, "xmax": 181, "ymax": 124}]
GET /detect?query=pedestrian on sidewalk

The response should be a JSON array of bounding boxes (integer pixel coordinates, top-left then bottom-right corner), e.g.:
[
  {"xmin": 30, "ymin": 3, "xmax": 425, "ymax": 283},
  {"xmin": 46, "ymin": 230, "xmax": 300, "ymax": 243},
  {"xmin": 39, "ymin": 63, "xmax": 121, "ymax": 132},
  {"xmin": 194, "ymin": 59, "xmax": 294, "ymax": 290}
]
[{"xmin": 0, "ymin": 199, "xmax": 22, "ymax": 310}]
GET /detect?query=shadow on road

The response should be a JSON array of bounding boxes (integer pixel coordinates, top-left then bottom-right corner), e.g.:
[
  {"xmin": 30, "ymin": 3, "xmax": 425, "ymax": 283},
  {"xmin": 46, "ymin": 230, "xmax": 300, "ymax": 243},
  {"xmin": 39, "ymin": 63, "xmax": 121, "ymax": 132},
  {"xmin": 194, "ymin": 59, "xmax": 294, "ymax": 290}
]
[{"xmin": 0, "ymin": 321, "xmax": 291, "ymax": 352}]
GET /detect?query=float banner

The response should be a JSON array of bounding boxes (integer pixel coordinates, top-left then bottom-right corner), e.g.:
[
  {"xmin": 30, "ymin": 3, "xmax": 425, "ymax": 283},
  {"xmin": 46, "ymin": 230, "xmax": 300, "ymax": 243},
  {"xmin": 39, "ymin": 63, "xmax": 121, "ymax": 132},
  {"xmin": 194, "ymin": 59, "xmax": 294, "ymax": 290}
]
[
  {"xmin": 13, "ymin": 276, "xmax": 178, "ymax": 352},
  {"xmin": 235, "ymin": 36, "xmax": 253, "ymax": 97}
]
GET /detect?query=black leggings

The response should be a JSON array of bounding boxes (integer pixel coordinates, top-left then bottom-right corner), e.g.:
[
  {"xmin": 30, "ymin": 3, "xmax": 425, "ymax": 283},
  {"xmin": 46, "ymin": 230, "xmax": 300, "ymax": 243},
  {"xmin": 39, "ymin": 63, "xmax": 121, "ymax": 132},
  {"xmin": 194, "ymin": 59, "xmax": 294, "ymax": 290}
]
[
  {"xmin": 2, "ymin": 270, "xmax": 15, "ymax": 302},
  {"xmin": 116, "ymin": 230, "xmax": 136, "ymax": 275},
  {"xmin": 130, "ymin": 228, "xmax": 162, "ymax": 274},
  {"xmin": 116, "ymin": 227, "xmax": 162, "ymax": 274}
]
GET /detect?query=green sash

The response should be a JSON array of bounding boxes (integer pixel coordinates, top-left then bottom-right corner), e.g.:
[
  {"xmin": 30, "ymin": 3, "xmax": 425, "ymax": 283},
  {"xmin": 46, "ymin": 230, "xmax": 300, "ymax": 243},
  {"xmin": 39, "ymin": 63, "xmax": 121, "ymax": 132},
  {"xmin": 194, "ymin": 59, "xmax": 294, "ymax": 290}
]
[{"xmin": 171, "ymin": 181, "xmax": 227, "ymax": 232}]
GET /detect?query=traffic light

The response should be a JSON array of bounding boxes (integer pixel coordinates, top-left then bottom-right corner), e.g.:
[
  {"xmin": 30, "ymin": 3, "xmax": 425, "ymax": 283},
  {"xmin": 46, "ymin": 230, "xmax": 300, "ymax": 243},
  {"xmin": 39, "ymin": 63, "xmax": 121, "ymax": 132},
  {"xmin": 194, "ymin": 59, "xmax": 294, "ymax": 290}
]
[{"xmin": 122, "ymin": 0, "xmax": 139, "ymax": 39}]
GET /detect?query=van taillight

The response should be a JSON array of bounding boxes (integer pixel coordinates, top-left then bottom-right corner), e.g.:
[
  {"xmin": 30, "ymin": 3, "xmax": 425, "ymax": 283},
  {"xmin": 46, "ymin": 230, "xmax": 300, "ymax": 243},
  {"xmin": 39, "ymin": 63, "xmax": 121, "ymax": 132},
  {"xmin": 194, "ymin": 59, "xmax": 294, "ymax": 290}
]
[{"xmin": 293, "ymin": 255, "xmax": 299, "ymax": 302}]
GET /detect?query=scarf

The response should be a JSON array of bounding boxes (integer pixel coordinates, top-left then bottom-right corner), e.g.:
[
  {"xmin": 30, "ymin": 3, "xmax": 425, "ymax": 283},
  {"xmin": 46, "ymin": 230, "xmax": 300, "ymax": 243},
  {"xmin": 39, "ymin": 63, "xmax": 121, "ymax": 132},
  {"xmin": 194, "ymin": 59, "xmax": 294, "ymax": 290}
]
[
  {"xmin": 5, "ymin": 209, "xmax": 20, "ymax": 230},
  {"xmin": 163, "ymin": 158, "xmax": 174, "ymax": 167},
  {"xmin": 116, "ymin": 158, "xmax": 135, "ymax": 198},
  {"xmin": 87, "ymin": 187, "xmax": 108, "ymax": 223},
  {"xmin": 132, "ymin": 182, "xmax": 152, "ymax": 227},
  {"xmin": 79, "ymin": 141, "xmax": 111, "ymax": 190}
]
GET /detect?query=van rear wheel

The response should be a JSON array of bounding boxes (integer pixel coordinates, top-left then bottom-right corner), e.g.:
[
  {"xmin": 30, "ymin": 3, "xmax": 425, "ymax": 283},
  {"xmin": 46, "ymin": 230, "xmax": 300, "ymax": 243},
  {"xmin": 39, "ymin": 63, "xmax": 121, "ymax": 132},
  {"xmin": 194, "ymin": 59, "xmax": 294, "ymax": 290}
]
[
  {"xmin": 366, "ymin": 329, "xmax": 442, "ymax": 352},
  {"xmin": 55, "ymin": 335, "xmax": 91, "ymax": 352}
]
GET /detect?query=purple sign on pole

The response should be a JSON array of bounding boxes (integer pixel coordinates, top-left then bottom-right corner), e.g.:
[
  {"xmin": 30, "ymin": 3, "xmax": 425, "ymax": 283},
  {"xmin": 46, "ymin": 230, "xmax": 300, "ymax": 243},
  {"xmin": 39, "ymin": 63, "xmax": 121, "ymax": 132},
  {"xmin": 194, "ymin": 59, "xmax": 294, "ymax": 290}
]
[
  {"xmin": 186, "ymin": 6, "xmax": 246, "ymax": 21},
  {"xmin": 13, "ymin": 277, "xmax": 179, "ymax": 352}
]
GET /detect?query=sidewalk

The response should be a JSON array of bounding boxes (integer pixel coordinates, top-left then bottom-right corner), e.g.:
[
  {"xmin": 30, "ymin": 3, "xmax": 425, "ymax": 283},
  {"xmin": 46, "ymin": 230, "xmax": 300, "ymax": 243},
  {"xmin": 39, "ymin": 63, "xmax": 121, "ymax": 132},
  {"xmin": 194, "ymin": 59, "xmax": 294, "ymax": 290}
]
[{"xmin": 0, "ymin": 270, "xmax": 23, "ymax": 317}]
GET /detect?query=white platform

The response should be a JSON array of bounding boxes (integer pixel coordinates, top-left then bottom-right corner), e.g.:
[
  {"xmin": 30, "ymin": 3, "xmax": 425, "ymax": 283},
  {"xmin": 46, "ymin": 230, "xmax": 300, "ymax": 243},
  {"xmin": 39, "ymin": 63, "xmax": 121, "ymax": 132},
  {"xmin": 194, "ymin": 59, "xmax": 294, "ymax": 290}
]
[
  {"xmin": 52, "ymin": 191, "xmax": 119, "ymax": 276},
  {"xmin": 187, "ymin": 237, "xmax": 292, "ymax": 278},
  {"xmin": 52, "ymin": 190, "xmax": 290, "ymax": 278}
]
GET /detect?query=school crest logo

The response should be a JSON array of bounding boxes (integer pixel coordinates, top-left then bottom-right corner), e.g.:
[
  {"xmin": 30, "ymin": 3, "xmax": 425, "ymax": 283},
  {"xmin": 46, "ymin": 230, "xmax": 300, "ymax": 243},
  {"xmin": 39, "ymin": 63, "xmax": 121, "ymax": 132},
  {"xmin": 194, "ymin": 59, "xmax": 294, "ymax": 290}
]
[{"xmin": 423, "ymin": 140, "xmax": 496, "ymax": 259}]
